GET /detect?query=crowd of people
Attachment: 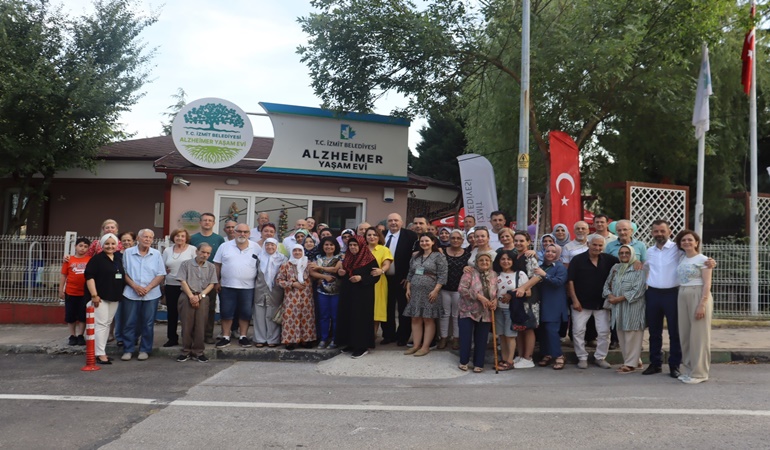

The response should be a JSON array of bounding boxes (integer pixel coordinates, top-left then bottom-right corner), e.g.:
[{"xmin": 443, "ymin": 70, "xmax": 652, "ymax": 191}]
[{"xmin": 59, "ymin": 211, "xmax": 715, "ymax": 384}]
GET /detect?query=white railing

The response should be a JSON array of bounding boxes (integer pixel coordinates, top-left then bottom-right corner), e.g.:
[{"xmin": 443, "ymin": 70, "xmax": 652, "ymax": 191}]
[
  {"xmin": 0, "ymin": 234, "xmax": 168, "ymax": 304},
  {"xmin": 1, "ymin": 235, "xmax": 768, "ymax": 318}
]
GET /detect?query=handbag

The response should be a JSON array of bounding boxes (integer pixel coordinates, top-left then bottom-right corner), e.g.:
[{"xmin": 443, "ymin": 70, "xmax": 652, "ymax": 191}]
[{"xmin": 272, "ymin": 304, "xmax": 284, "ymax": 325}]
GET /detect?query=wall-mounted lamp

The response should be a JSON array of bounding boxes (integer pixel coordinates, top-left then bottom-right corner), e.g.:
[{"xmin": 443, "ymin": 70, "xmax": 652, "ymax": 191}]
[
  {"xmin": 339, "ymin": 186, "xmax": 352, "ymax": 193},
  {"xmin": 225, "ymin": 178, "xmax": 240, "ymax": 186}
]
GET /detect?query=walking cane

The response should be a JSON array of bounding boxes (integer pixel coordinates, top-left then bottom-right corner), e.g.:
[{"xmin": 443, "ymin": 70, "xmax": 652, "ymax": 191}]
[{"xmin": 490, "ymin": 308, "xmax": 499, "ymax": 374}]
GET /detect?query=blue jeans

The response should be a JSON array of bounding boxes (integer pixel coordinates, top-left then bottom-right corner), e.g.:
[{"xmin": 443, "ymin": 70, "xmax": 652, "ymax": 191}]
[
  {"xmin": 122, "ymin": 297, "xmax": 160, "ymax": 354},
  {"xmin": 317, "ymin": 292, "xmax": 339, "ymax": 342},
  {"xmin": 646, "ymin": 287, "xmax": 681, "ymax": 367},
  {"xmin": 459, "ymin": 317, "xmax": 490, "ymax": 368},
  {"xmin": 113, "ymin": 300, "xmax": 140, "ymax": 344},
  {"xmin": 219, "ymin": 287, "xmax": 253, "ymax": 321},
  {"xmin": 539, "ymin": 321, "xmax": 563, "ymax": 358}
]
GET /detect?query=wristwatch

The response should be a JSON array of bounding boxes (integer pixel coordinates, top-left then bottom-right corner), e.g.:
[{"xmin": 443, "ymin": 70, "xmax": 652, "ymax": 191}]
[{"xmin": 200, "ymin": 293, "xmax": 206, "ymax": 298}]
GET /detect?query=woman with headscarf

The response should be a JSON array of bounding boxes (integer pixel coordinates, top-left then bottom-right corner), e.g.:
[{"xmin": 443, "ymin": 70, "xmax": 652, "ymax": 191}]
[
  {"xmin": 336, "ymin": 235, "xmax": 380, "ymax": 358},
  {"xmin": 603, "ymin": 244, "xmax": 647, "ymax": 373},
  {"xmin": 404, "ymin": 233, "xmax": 448, "ymax": 357},
  {"xmin": 253, "ymin": 238, "xmax": 287, "ymax": 348},
  {"xmin": 84, "ymin": 233, "xmax": 125, "ymax": 364},
  {"xmin": 537, "ymin": 234, "xmax": 556, "ymax": 264},
  {"xmin": 439, "ymin": 229, "xmax": 471, "ymax": 350},
  {"xmin": 457, "ymin": 253, "xmax": 498, "ymax": 372},
  {"xmin": 551, "ymin": 223, "xmax": 570, "ymax": 247},
  {"xmin": 303, "ymin": 235, "xmax": 319, "ymax": 261},
  {"xmin": 310, "ymin": 236, "xmax": 343, "ymax": 349},
  {"xmin": 516, "ymin": 243, "xmax": 568, "ymax": 369},
  {"xmin": 337, "ymin": 228, "xmax": 355, "ymax": 254},
  {"xmin": 277, "ymin": 244, "xmax": 316, "ymax": 350},
  {"xmin": 437, "ymin": 227, "xmax": 452, "ymax": 248}
]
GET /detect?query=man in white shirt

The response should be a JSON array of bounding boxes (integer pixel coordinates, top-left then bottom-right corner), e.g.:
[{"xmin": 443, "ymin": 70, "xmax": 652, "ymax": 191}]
[
  {"xmin": 282, "ymin": 218, "xmax": 307, "ymax": 249},
  {"xmin": 488, "ymin": 211, "xmax": 507, "ymax": 249},
  {"xmin": 213, "ymin": 223, "xmax": 260, "ymax": 349},
  {"xmin": 563, "ymin": 221, "xmax": 590, "ymax": 264},
  {"xmin": 250, "ymin": 212, "xmax": 270, "ymax": 242},
  {"xmin": 593, "ymin": 214, "xmax": 617, "ymax": 243}
]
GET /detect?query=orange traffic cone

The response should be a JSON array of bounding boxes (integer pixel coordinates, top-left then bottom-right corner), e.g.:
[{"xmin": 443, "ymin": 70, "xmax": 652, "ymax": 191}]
[{"xmin": 81, "ymin": 301, "xmax": 100, "ymax": 372}]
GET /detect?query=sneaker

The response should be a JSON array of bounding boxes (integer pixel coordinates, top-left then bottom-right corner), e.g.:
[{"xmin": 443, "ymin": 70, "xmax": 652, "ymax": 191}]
[
  {"xmin": 196, "ymin": 354, "xmax": 209, "ymax": 363},
  {"xmin": 137, "ymin": 352, "xmax": 149, "ymax": 361},
  {"xmin": 121, "ymin": 352, "xmax": 132, "ymax": 361},
  {"xmin": 595, "ymin": 359, "xmax": 612, "ymax": 369},
  {"xmin": 215, "ymin": 337, "xmax": 231, "ymax": 348},
  {"xmin": 317, "ymin": 341, "xmax": 328, "ymax": 349},
  {"xmin": 68, "ymin": 335, "xmax": 77, "ymax": 346},
  {"xmin": 577, "ymin": 359, "xmax": 588, "ymax": 369},
  {"xmin": 328, "ymin": 341, "xmax": 338, "ymax": 349},
  {"xmin": 77, "ymin": 335, "xmax": 86, "ymax": 346},
  {"xmin": 239, "ymin": 336, "xmax": 252, "ymax": 348},
  {"xmin": 678, "ymin": 374, "xmax": 692, "ymax": 382},
  {"xmin": 351, "ymin": 349, "xmax": 369, "ymax": 359},
  {"xmin": 513, "ymin": 356, "xmax": 522, "ymax": 365},
  {"xmin": 514, "ymin": 358, "xmax": 535, "ymax": 369},
  {"xmin": 176, "ymin": 354, "xmax": 190, "ymax": 362}
]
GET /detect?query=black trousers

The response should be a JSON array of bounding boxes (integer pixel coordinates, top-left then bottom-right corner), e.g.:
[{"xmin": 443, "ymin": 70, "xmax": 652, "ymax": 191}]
[{"xmin": 383, "ymin": 275, "xmax": 411, "ymax": 343}]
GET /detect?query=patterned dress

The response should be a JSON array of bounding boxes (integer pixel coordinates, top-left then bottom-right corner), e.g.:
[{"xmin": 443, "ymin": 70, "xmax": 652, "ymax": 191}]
[
  {"xmin": 404, "ymin": 252, "xmax": 448, "ymax": 319},
  {"xmin": 277, "ymin": 263, "xmax": 316, "ymax": 344}
]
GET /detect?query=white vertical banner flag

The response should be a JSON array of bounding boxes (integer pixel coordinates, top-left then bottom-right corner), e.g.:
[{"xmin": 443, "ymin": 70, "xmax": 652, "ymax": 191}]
[
  {"xmin": 692, "ymin": 44, "xmax": 712, "ymax": 139},
  {"xmin": 457, "ymin": 154, "xmax": 499, "ymax": 228}
]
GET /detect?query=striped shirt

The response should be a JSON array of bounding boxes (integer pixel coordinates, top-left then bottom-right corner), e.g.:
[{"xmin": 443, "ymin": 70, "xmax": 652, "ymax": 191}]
[{"xmin": 602, "ymin": 264, "xmax": 646, "ymax": 331}]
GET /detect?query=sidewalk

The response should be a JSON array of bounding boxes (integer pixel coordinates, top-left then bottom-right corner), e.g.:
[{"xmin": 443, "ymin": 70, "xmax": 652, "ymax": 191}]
[{"xmin": 1, "ymin": 321, "xmax": 768, "ymax": 364}]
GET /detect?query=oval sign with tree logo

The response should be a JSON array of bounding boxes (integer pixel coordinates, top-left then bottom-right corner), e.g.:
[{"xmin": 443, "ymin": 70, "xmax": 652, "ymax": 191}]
[{"xmin": 171, "ymin": 97, "xmax": 254, "ymax": 169}]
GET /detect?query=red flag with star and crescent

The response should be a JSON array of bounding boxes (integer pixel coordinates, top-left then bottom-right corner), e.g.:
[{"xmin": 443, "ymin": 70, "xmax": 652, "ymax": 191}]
[
  {"xmin": 549, "ymin": 131, "xmax": 582, "ymax": 228},
  {"xmin": 742, "ymin": 1, "xmax": 756, "ymax": 95}
]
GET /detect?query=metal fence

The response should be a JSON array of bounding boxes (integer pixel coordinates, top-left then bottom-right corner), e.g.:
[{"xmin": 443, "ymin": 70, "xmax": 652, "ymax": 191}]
[
  {"xmin": 1, "ymin": 235, "xmax": 768, "ymax": 318},
  {"xmin": 0, "ymin": 234, "xmax": 168, "ymax": 304}
]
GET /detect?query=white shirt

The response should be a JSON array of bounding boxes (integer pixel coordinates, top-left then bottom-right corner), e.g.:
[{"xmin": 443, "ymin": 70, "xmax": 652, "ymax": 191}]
[
  {"xmin": 646, "ymin": 240, "xmax": 682, "ymax": 289},
  {"xmin": 213, "ymin": 240, "xmax": 261, "ymax": 289},
  {"xmin": 249, "ymin": 228, "xmax": 261, "ymax": 243},
  {"xmin": 563, "ymin": 239, "xmax": 588, "ymax": 263},
  {"xmin": 384, "ymin": 230, "xmax": 400, "ymax": 276}
]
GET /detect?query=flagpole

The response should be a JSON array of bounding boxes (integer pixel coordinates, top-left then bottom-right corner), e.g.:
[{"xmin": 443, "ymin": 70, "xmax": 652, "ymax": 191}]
[
  {"xmin": 516, "ymin": 0, "xmax": 530, "ymax": 232},
  {"xmin": 694, "ymin": 43, "xmax": 709, "ymax": 238},
  {"xmin": 749, "ymin": 16, "xmax": 759, "ymax": 316}
]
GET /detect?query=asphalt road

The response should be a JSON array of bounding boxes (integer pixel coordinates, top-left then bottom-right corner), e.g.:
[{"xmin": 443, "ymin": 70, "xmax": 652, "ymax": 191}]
[{"xmin": 1, "ymin": 353, "xmax": 768, "ymax": 449}]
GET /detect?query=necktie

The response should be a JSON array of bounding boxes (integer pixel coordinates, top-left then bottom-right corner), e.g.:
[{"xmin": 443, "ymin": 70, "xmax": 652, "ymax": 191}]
[{"xmin": 386, "ymin": 234, "xmax": 393, "ymax": 248}]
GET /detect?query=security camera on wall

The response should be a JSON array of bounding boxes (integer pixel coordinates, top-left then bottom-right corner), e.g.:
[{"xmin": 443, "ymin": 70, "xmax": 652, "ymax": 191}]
[
  {"xmin": 173, "ymin": 176, "xmax": 191, "ymax": 187},
  {"xmin": 383, "ymin": 187, "xmax": 395, "ymax": 203}
]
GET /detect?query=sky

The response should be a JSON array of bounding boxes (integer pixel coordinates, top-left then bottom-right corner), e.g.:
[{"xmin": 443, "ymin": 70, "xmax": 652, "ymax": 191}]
[{"xmin": 60, "ymin": 0, "xmax": 426, "ymax": 151}]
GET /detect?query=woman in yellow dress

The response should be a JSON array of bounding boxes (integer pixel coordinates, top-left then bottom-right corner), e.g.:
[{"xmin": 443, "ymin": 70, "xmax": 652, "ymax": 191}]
[{"xmin": 365, "ymin": 227, "xmax": 393, "ymax": 341}]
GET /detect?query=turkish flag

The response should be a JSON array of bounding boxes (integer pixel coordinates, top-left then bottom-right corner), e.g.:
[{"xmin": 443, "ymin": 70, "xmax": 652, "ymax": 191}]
[
  {"xmin": 549, "ymin": 131, "xmax": 582, "ymax": 228},
  {"xmin": 742, "ymin": 28, "xmax": 754, "ymax": 95}
]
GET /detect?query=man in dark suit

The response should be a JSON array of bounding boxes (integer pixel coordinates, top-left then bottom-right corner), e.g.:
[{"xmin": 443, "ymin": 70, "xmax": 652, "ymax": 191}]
[{"xmin": 381, "ymin": 212, "xmax": 418, "ymax": 346}]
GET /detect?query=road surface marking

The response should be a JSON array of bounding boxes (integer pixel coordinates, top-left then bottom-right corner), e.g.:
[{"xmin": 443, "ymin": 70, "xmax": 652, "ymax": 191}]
[{"xmin": 1, "ymin": 394, "xmax": 769, "ymax": 417}]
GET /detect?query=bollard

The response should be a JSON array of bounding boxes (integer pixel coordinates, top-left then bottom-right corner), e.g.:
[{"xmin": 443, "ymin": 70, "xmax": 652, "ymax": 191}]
[{"xmin": 81, "ymin": 301, "xmax": 100, "ymax": 372}]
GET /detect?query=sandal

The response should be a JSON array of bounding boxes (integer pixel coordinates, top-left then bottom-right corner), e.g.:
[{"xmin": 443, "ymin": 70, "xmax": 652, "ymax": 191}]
[
  {"xmin": 552, "ymin": 356, "xmax": 565, "ymax": 370},
  {"xmin": 473, "ymin": 367, "xmax": 484, "ymax": 373},
  {"xmin": 538, "ymin": 355, "xmax": 553, "ymax": 367},
  {"xmin": 617, "ymin": 365, "xmax": 635, "ymax": 374},
  {"xmin": 458, "ymin": 364, "xmax": 469, "ymax": 372},
  {"xmin": 499, "ymin": 361, "xmax": 514, "ymax": 371},
  {"xmin": 255, "ymin": 343, "xmax": 265, "ymax": 348}
]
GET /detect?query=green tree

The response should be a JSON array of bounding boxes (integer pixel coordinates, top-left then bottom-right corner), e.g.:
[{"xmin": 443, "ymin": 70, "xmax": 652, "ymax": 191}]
[
  {"xmin": 161, "ymin": 87, "xmax": 187, "ymax": 135},
  {"xmin": 0, "ymin": 0, "xmax": 157, "ymax": 234},
  {"xmin": 183, "ymin": 103, "xmax": 245, "ymax": 131},
  {"xmin": 298, "ymin": 0, "xmax": 745, "ymax": 227},
  {"xmin": 409, "ymin": 112, "xmax": 466, "ymax": 185}
]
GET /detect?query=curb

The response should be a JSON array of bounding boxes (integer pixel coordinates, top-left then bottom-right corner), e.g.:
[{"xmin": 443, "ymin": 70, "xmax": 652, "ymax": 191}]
[{"xmin": 3, "ymin": 343, "xmax": 769, "ymax": 364}]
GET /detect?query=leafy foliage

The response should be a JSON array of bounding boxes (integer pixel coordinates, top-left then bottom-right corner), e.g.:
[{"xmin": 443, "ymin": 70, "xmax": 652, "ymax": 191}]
[
  {"xmin": 161, "ymin": 87, "xmax": 187, "ymax": 135},
  {"xmin": 0, "ymin": 0, "xmax": 157, "ymax": 234},
  {"xmin": 409, "ymin": 112, "xmax": 466, "ymax": 185},
  {"xmin": 298, "ymin": 0, "xmax": 766, "ymax": 233}
]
